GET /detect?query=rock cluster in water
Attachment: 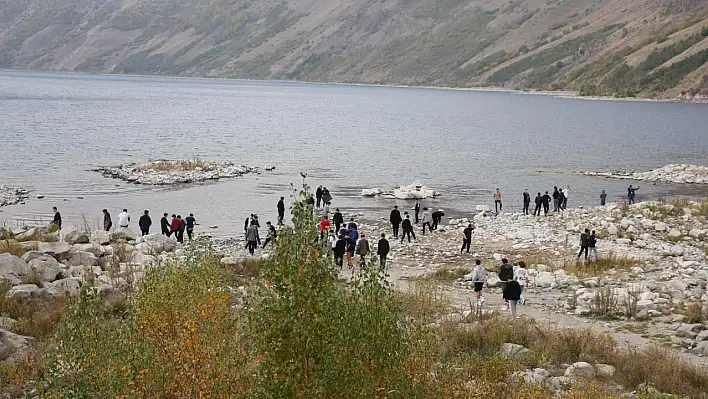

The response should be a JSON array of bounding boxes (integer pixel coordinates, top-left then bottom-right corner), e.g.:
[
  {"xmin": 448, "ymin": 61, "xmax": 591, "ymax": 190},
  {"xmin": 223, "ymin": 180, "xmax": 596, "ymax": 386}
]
[
  {"xmin": 581, "ymin": 164, "xmax": 708, "ymax": 184},
  {"xmin": 92, "ymin": 160, "xmax": 257, "ymax": 185},
  {"xmin": 0, "ymin": 185, "xmax": 29, "ymax": 207},
  {"xmin": 361, "ymin": 183, "xmax": 440, "ymax": 199}
]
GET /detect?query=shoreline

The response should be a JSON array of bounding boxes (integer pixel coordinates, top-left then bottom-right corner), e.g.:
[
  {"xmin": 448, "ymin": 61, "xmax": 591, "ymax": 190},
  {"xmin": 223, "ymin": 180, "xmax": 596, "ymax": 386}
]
[{"xmin": 3, "ymin": 68, "xmax": 707, "ymax": 105}]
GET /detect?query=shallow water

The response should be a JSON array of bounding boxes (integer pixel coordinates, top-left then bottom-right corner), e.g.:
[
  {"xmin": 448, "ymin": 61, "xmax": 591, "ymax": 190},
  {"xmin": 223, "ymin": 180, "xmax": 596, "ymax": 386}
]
[{"xmin": 1, "ymin": 71, "xmax": 707, "ymax": 237}]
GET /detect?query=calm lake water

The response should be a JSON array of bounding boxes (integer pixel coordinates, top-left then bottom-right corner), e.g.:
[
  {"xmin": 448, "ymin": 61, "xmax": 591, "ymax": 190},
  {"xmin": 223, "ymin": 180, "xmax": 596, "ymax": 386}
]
[{"xmin": 1, "ymin": 71, "xmax": 707, "ymax": 236}]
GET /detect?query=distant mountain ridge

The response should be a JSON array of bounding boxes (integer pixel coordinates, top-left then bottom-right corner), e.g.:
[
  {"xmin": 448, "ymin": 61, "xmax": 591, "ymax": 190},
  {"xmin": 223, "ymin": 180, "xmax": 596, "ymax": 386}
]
[{"xmin": 1, "ymin": 0, "xmax": 707, "ymax": 99}]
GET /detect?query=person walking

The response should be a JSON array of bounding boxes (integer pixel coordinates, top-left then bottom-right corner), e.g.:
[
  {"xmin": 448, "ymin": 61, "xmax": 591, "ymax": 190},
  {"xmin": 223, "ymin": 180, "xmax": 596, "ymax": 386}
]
[
  {"xmin": 401, "ymin": 214, "xmax": 415, "ymax": 243},
  {"xmin": 558, "ymin": 188, "xmax": 566, "ymax": 211},
  {"xmin": 277, "ymin": 197, "xmax": 285, "ymax": 225},
  {"xmin": 263, "ymin": 221, "xmax": 277, "ymax": 248},
  {"xmin": 414, "ymin": 201, "xmax": 420, "ymax": 224},
  {"xmin": 377, "ymin": 233, "xmax": 390, "ymax": 269},
  {"xmin": 421, "ymin": 208, "xmax": 433, "ymax": 235},
  {"xmin": 333, "ymin": 209, "xmax": 344, "ymax": 233},
  {"xmin": 345, "ymin": 234, "xmax": 356, "ymax": 269},
  {"xmin": 461, "ymin": 223, "xmax": 474, "ymax": 254},
  {"xmin": 103, "ymin": 209, "xmax": 112, "ymax": 232},
  {"xmin": 321, "ymin": 202, "xmax": 330, "ymax": 220},
  {"xmin": 161, "ymin": 213, "xmax": 170, "ymax": 236},
  {"xmin": 333, "ymin": 234, "xmax": 346, "ymax": 268},
  {"xmin": 177, "ymin": 215, "xmax": 186, "ymax": 243},
  {"xmin": 138, "ymin": 210, "xmax": 152, "ymax": 236},
  {"xmin": 472, "ymin": 259, "xmax": 487, "ymax": 306},
  {"xmin": 493, "ymin": 188, "xmax": 502, "ymax": 214},
  {"xmin": 347, "ymin": 218, "xmax": 358, "ymax": 231},
  {"xmin": 552, "ymin": 187, "xmax": 560, "ymax": 212},
  {"xmin": 562, "ymin": 186, "xmax": 570, "ymax": 209},
  {"xmin": 431, "ymin": 209, "xmax": 445, "ymax": 230},
  {"xmin": 355, "ymin": 234, "xmax": 370, "ymax": 267},
  {"xmin": 321, "ymin": 187, "xmax": 332, "ymax": 205},
  {"xmin": 390, "ymin": 206, "xmax": 402, "ymax": 238},
  {"xmin": 523, "ymin": 190, "xmax": 531, "ymax": 215},
  {"xmin": 498, "ymin": 258, "xmax": 514, "ymax": 310},
  {"xmin": 118, "ymin": 209, "xmax": 130, "ymax": 230},
  {"xmin": 316, "ymin": 185, "xmax": 323, "ymax": 208},
  {"xmin": 600, "ymin": 190, "xmax": 607, "ymax": 206},
  {"xmin": 514, "ymin": 261, "xmax": 528, "ymax": 305},
  {"xmin": 306, "ymin": 195, "xmax": 315, "ymax": 210},
  {"xmin": 534, "ymin": 192, "xmax": 543, "ymax": 216},
  {"xmin": 246, "ymin": 221, "xmax": 260, "ymax": 255},
  {"xmin": 542, "ymin": 191, "xmax": 551, "ymax": 215},
  {"xmin": 577, "ymin": 229, "xmax": 590, "ymax": 260},
  {"xmin": 186, "ymin": 213, "xmax": 196, "ymax": 241},
  {"xmin": 170, "ymin": 214, "xmax": 180, "ymax": 239},
  {"xmin": 319, "ymin": 217, "xmax": 331, "ymax": 242},
  {"xmin": 503, "ymin": 279, "xmax": 522, "ymax": 321},
  {"xmin": 627, "ymin": 185, "xmax": 640, "ymax": 204},
  {"xmin": 588, "ymin": 230, "xmax": 598, "ymax": 261},
  {"xmin": 52, "ymin": 207, "xmax": 62, "ymax": 230}
]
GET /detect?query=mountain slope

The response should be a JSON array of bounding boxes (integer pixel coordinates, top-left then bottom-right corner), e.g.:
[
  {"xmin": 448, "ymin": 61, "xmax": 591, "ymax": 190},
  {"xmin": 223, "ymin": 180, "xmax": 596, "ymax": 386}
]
[{"xmin": 1, "ymin": 0, "xmax": 707, "ymax": 98}]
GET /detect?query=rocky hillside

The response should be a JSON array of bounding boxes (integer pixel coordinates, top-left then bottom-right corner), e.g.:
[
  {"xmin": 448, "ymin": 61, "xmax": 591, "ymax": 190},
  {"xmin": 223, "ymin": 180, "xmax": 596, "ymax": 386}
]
[{"xmin": 1, "ymin": 0, "xmax": 707, "ymax": 99}]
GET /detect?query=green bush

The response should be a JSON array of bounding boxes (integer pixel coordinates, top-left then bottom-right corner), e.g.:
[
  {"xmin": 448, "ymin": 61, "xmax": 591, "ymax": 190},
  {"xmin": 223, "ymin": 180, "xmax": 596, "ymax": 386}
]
[{"xmin": 703, "ymin": 25, "xmax": 708, "ymax": 37}]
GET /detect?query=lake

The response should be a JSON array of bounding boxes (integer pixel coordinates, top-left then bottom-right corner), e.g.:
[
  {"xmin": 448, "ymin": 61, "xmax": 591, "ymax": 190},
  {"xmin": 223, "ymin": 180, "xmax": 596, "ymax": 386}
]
[{"xmin": 1, "ymin": 70, "xmax": 707, "ymax": 237}]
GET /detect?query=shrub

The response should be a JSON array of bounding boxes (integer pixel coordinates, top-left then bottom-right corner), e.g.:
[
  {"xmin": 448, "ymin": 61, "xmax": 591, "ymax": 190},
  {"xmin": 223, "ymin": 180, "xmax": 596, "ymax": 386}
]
[
  {"xmin": 589, "ymin": 285, "xmax": 619, "ymax": 319},
  {"xmin": 703, "ymin": 25, "xmax": 708, "ymax": 37},
  {"xmin": 0, "ymin": 240, "xmax": 26, "ymax": 256}
]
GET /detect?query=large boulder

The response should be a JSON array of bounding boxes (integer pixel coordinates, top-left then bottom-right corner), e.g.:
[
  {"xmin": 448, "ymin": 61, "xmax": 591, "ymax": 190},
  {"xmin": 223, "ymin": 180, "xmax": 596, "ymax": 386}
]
[
  {"xmin": 63, "ymin": 228, "xmax": 90, "ymax": 245},
  {"xmin": 21, "ymin": 251, "xmax": 46, "ymax": 263},
  {"xmin": 535, "ymin": 272, "xmax": 555, "ymax": 288},
  {"xmin": 110, "ymin": 228, "xmax": 137, "ymax": 242},
  {"xmin": 0, "ymin": 254, "xmax": 31, "ymax": 285},
  {"xmin": 37, "ymin": 242, "xmax": 71, "ymax": 261},
  {"xmin": 28, "ymin": 257, "xmax": 65, "ymax": 282},
  {"xmin": 46, "ymin": 278, "xmax": 81, "ymax": 298},
  {"xmin": 564, "ymin": 362, "xmax": 596, "ymax": 379},
  {"xmin": 76, "ymin": 244, "xmax": 105, "ymax": 258},
  {"xmin": 0, "ymin": 329, "xmax": 37, "ymax": 365},
  {"xmin": 501, "ymin": 343, "xmax": 530, "ymax": 359},
  {"xmin": 14, "ymin": 227, "xmax": 41, "ymax": 242},
  {"xmin": 69, "ymin": 251, "xmax": 99, "ymax": 267},
  {"xmin": 6, "ymin": 284, "xmax": 45, "ymax": 299},
  {"xmin": 91, "ymin": 230, "xmax": 111, "ymax": 245}
]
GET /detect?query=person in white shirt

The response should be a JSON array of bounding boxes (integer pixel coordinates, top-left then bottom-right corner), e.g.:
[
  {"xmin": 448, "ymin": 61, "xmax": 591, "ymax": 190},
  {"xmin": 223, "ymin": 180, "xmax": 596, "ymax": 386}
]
[
  {"xmin": 514, "ymin": 261, "xmax": 528, "ymax": 305},
  {"xmin": 471, "ymin": 259, "xmax": 488, "ymax": 306},
  {"xmin": 118, "ymin": 209, "xmax": 131, "ymax": 228},
  {"xmin": 563, "ymin": 186, "xmax": 570, "ymax": 209}
]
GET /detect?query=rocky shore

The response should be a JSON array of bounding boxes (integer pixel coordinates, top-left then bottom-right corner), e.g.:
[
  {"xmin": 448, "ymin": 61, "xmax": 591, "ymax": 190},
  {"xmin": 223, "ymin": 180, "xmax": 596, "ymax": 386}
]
[
  {"xmin": 0, "ymin": 185, "xmax": 29, "ymax": 207},
  {"xmin": 581, "ymin": 164, "xmax": 708, "ymax": 184},
  {"xmin": 361, "ymin": 183, "xmax": 440, "ymax": 199},
  {"xmin": 91, "ymin": 160, "xmax": 257, "ymax": 185}
]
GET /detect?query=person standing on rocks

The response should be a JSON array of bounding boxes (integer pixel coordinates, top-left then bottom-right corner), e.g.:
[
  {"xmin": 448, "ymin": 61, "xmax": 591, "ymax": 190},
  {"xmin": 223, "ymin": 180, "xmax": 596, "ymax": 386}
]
[
  {"xmin": 498, "ymin": 258, "xmax": 514, "ymax": 310},
  {"xmin": 414, "ymin": 201, "xmax": 420, "ymax": 224},
  {"xmin": 319, "ymin": 217, "xmax": 331, "ymax": 242},
  {"xmin": 461, "ymin": 223, "xmax": 474, "ymax": 254},
  {"xmin": 401, "ymin": 214, "xmax": 415, "ymax": 243},
  {"xmin": 161, "ymin": 213, "xmax": 170, "ymax": 236},
  {"xmin": 186, "ymin": 213, "xmax": 196, "ymax": 241},
  {"xmin": 600, "ymin": 190, "xmax": 607, "ymax": 206},
  {"xmin": 118, "ymin": 209, "xmax": 130, "ymax": 230},
  {"xmin": 563, "ymin": 186, "xmax": 570, "ymax": 209},
  {"xmin": 355, "ymin": 234, "xmax": 370, "ymax": 267},
  {"xmin": 472, "ymin": 259, "xmax": 487, "ymax": 306},
  {"xmin": 514, "ymin": 261, "xmax": 528, "ymax": 305},
  {"xmin": 321, "ymin": 187, "xmax": 332, "ymax": 205},
  {"xmin": 377, "ymin": 233, "xmax": 390, "ymax": 269},
  {"xmin": 421, "ymin": 208, "xmax": 433, "ymax": 235},
  {"xmin": 177, "ymin": 215, "xmax": 186, "ymax": 243},
  {"xmin": 558, "ymin": 189, "xmax": 566, "ymax": 211},
  {"xmin": 334, "ymin": 233, "xmax": 346, "ymax": 268},
  {"xmin": 503, "ymin": 279, "xmax": 521, "ymax": 321},
  {"xmin": 170, "ymin": 214, "xmax": 180, "ymax": 239},
  {"xmin": 103, "ymin": 209, "xmax": 112, "ymax": 232},
  {"xmin": 627, "ymin": 185, "xmax": 640, "ymax": 204},
  {"xmin": 138, "ymin": 210, "xmax": 152, "ymax": 236},
  {"xmin": 263, "ymin": 221, "xmax": 277, "ymax": 249},
  {"xmin": 542, "ymin": 191, "xmax": 551, "ymax": 215},
  {"xmin": 432, "ymin": 209, "xmax": 445, "ymax": 230},
  {"xmin": 523, "ymin": 190, "xmax": 531, "ymax": 215},
  {"xmin": 333, "ymin": 209, "xmax": 344, "ymax": 233},
  {"xmin": 552, "ymin": 187, "xmax": 560, "ymax": 212},
  {"xmin": 577, "ymin": 229, "xmax": 590, "ymax": 260},
  {"xmin": 246, "ymin": 220, "xmax": 260, "ymax": 255},
  {"xmin": 345, "ymin": 233, "xmax": 356, "ymax": 269},
  {"xmin": 390, "ymin": 206, "xmax": 402, "ymax": 238},
  {"xmin": 277, "ymin": 197, "xmax": 285, "ymax": 225},
  {"xmin": 588, "ymin": 230, "xmax": 598, "ymax": 262},
  {"xmin": 316, "ymin": 185, "xmax": 323, "ymax": 208},
  {"xmin": 52, "ymin": 207, "xmax": 62, "ymax": 230},
  {"xmin": 347, "ymin": 218, "xmax": 358, "ymax": 231},
  {"xmin": 493, "ymin": 188, "xmax": 502, "ymax": 214},
  {"xmin": 534, "ymin": 193, "xmax": 543, "ymax": 216}
]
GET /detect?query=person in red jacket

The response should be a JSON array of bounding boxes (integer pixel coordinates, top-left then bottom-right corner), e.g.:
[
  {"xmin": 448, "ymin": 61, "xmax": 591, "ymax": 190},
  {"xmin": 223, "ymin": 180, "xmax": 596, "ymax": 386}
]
[
  {"xmin": 170, "ymin": 214, "xmax": 180, "ymax": 238},
  {"xmin": 320, "ymin": 217, "xmax": 331, "ymax": 242}
]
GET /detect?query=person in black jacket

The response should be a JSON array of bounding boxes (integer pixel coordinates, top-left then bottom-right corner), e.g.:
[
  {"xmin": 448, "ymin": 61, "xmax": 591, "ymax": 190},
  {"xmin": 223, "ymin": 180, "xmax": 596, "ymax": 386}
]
[
  {"xmin": 52, "ymin": 207, "xmax": 62, "ymax": 230},
  {"xmin": 138, "ymin": 210, "xmax": 152, "ymax": 236},
  {"xmin": 316, "ymin": 186, "xmax": 323, "ymax": 208},
  {"xmin": 103, "ymin": 209, "xmax": 112, "ymax": 232},
  {"xmin": 431, "ymin": 209, "xmax": 445, "ymax": 230},
  {"xmin": 559, "ymin": 189, "xmax": 566, "ymax": 211},
  {"xmin": 461, "ymin": 223, "xmax": 474, "ymax": 254},
  {"xmin": 377, "ymin": 233, "xmax": 390, "ymax": 269},
  {"xmin": 542, "ymin": 191, "xmax": 552, "ymax": 215},
  {"xmin": 503, "ymin": 280, "xmax": 522, "ymax": 321},
  {"xmin": 552, "ymin": 187, "xmax": 560, "ymax": 212},
  {"xmin": 390, "ymin": 206, "xmax": 402, "ymax": 238},
  {"xmin": 332, "ymin": 209, "xmax": 344, "ymax": 233},
  {"xmin": 334, "ymin": 234, "xmax": 346, "ymax": 268},
  {"xmin": 577, "ymin": 228, "xmax": 590, "ymax": 260},
  {"xmin": 401, "ymin": 214, "xmax": 416, "ymax": 243},
  {"xmin": 523, "ymin": 190, "xmax": 531, "ymax": 215},
  {"xmin": 498, "ymin": 258, "xmax": 514, "ymax": 310},
  {"xmin": 533, "ymin": 193, "xmax": 543, "ymax": 216},
  {"xmin": 277, "ymin": 197, "xmax": 285, "ymax": 225},
  {"xmin": 161, "ymin": 213, "xmax": 170, "ymax": 236},
  {"xmin": 414, "ymin": 201, "xmax": 420, "ymax": 224}
]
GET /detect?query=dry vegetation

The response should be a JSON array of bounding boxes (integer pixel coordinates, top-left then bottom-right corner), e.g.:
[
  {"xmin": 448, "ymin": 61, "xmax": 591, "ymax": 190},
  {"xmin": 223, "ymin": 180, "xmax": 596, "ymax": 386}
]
[{"xmin": 134, "ymin": 158, "xmax": 214, "ymax": 172}]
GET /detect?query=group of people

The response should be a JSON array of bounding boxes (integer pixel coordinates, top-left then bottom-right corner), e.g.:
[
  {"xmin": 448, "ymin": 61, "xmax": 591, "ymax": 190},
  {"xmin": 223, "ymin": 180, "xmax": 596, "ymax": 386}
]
[
  {"xmin": 467, "ymin": 258, "xmax": 528, "ymax": 320},
  {"xmin": 101, "ymin": 208, "xmax": 197, "ymax": 243},
  {"xmin": 243, "ymin": 214, "xmax": 278, "ymax": 255}
]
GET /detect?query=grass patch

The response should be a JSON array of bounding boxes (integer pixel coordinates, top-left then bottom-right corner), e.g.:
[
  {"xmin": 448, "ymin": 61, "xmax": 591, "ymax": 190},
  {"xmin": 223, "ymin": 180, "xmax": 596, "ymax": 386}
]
[
  {"xmin": 0, "ymin": 281, "xmax": 68, "ymax": 341},
  {"xmin": 416, "ymin": 267, "xmax": 471, "ymax": 282},
  {"xmin": 565, "ymin": 253, "xmax": 643, "ymax": 278},
  {"xmin": 0, "ymin": 240, "xmax": 27, "ymax": 256},
  {"xmin": 682, "ymin": 301, "xmax": 705, "ymax": 324},
  {"xmin": 134, "ymin": 158, "xmax": 215, "ymax": 172}
]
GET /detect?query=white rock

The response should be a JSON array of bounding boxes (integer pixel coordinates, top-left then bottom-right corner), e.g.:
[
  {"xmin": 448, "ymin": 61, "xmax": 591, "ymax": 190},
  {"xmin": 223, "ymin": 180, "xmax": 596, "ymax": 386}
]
[
  {"xmin": 595, "ymin": 364, "xmax": 616, "ymax": 378},
  {"xmin": 0, "ymin": 254, "xmax": 31, "ymax": 286},
  {"xmin": 654, "ymin": 222, "xmax": 667, "ymax": 232},
  {"xmin": 63, "ymin": 228, "xmax": 90, "ymax": 245},
  {"xmin": 28, "ymin": 257, "xmax": 65, "ymax": 282},
  {"xmin": 6, "ymin": 284, "xmax": 44, "ymax": 299},
  {"xmin": 667, "ymin": 229, "xmax": 682, "ymax": 238},
  {"xmin": 688, "ymin": 229, "xmax": 705, "ymax": 238},
  {"xmin": 45, "ymin": 278, "xmax": 81, "ymax": 298},
  {"xmin": 607, "ymin": 225, "xmax": 619, "ymax": 235},
  {"xmin": 615, "ymin": 238, "xmax": 632, "ymax": 245},
  {"xmin": 501, "ymin": 343, "xmax": 530, "ymax": 358},
  {"xmin": 476, "ymin": 205, "xmax": 491, "ymax": 212},
  {"xmin": 0, "ymin": 329, "xmax": 36, "ymax": 365},
  {"xmin": 564, "ymin": 362, "xmax": 595, "ymax": 379}
]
